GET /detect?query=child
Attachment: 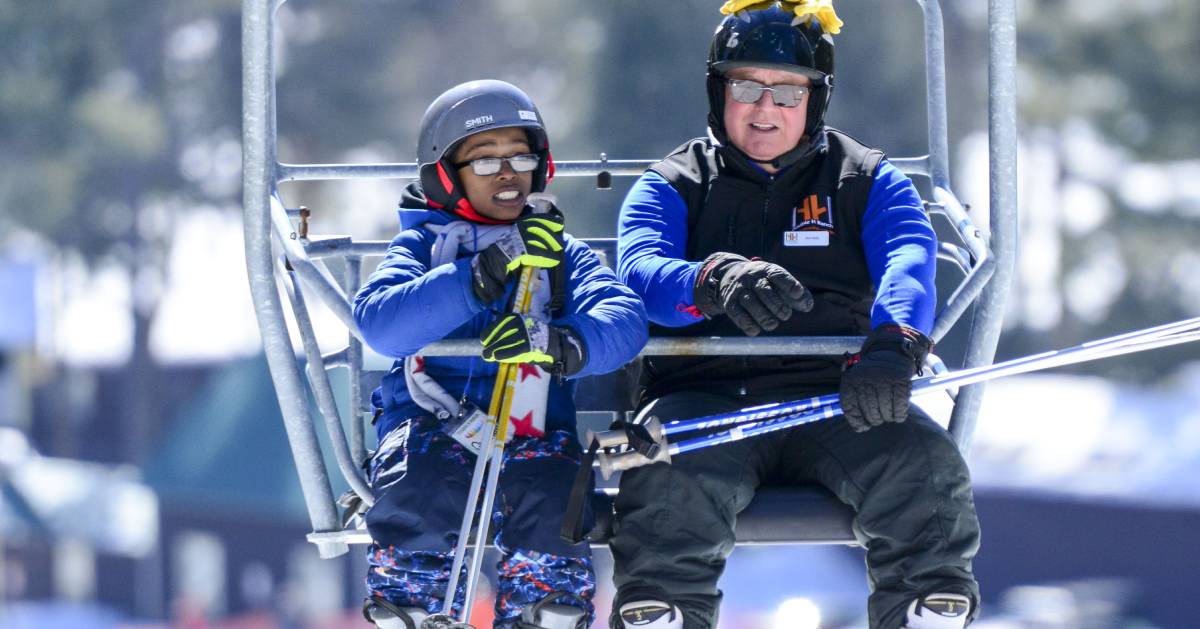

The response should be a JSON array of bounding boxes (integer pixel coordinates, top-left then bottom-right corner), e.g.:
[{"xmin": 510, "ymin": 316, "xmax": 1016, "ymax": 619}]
[{"xmin": 354, "ymin": 79, "xmax": 648, "ymax": 629}]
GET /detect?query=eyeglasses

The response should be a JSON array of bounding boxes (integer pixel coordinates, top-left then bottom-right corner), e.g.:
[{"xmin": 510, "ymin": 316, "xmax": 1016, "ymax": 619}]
[
  {"xmin": 727, "ymin": 79, "xmax": 811, "ymax": 108},
  {"xmin": 453, "ymin": 153, "xmax": 540, "ymax": 176}
]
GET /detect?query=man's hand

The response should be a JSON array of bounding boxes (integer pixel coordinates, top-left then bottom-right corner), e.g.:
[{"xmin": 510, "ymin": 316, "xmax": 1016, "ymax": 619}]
[
  {"xmin": 479, "ymin": 314, "xmax": 586, "ymax": 377},
  {"xmin": 693, "ymin": 252, "xmax": 814, "ymax": 336},
  {"xmin": 471, "ymin": 213, "xmax": 566, "ymax": 303},
  {"xmin": 840, "ymin": 324, "xmax": 933, "ymax": 432}
]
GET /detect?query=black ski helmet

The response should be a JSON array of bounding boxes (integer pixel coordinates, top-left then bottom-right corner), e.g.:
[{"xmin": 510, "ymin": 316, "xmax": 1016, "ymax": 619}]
[
  {"xmin": 416, "ymin": 79, "xmax": 554, "ymax": 221},
  {"xmin": 707, "ymin": 3, "xmax": 835, "ymax": 143}
]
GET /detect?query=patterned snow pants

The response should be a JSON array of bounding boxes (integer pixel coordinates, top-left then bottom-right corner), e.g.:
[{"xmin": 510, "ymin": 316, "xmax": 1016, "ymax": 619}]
[{"xmin": 365, "ymin": 416, "xmax": 596, "ymax": 627}]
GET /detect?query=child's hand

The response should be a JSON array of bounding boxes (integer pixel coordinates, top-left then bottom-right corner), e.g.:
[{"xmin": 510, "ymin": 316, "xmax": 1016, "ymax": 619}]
[
  {"xmin": 470, "ymin": 213, "xmax": 567, "ymax": 304},
  {"xmin": 479, "ymin": 314, "xmax": 586, "ymax": 376}
]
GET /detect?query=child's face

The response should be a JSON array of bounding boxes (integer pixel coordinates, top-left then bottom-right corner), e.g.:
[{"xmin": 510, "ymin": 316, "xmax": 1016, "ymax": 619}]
[{"xmin": 452, "ymin": 127, "xmax": 535, "ymax": 221}]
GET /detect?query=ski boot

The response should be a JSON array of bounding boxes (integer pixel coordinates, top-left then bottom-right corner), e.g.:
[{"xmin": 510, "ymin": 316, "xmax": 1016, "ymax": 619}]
[
  {"xmin": 904, "ymin": 592, "xmax": 972, "ymax": 629},
  {"xmin": 419, "ymin": 614, "xmax": 475, "ymax": 629},
  {"xmin": 363, "ymin": 596, "xmax": 430, "ymax": 629},
  {"xmin": 514, "ymin": 591, "xmax": 590, "ymax": 629},
  {"xmin": 614, "ymin": 599, "xmax": 683, "ymax": 628}
]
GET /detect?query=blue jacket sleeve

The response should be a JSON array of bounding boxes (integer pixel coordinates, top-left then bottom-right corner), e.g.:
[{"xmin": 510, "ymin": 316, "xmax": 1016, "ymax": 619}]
[
  {"xmin": 861, "ymin": 160, "xmax": 938, "ymax": 334},
  {"xmin": 615, "ymin": 171, "xmax": 704, "ymax": 327},
  {"xmin": 352, "ymin": 229, "xmax": 487, "ymax": 358},
  {"xmin": 554, "ymin": 237, "xmax": 648, "ymax": 379}
]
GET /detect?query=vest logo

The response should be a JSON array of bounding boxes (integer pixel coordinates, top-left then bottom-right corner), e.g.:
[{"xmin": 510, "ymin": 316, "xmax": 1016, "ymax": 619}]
[
  {"xmin": 792, "ymin": 194, "xmax": 834, "ymax": 231},
  {"xmin": 464, "ymin": 114, "xmax": 494, "ymax": 130}
]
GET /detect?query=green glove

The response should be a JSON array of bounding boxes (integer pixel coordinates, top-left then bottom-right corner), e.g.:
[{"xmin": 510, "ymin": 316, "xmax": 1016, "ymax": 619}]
[
  {"xmin": 471, "ymin": 213, "xmax": 566, "ymax": 304},
  {"xmin": 503, "ymin": 214, "xmax": 565, "ymax": 271},
  {"xmin": 479, "ymin": 314, "xmax": 586, "ymax": 376}
]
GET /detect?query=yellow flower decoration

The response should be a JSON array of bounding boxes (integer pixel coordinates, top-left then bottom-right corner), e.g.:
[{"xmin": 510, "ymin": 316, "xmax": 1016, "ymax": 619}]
[
  {"xmin": 791, "ymin": 0, "xmax": 843, "ymax": 35},
  {"xmin": 719, "ymin": 0, "xmax": 779, "ymax": 15},
  {"xmin": 718, "ymin": 0, "xmax": 843, "ymax": 36}
]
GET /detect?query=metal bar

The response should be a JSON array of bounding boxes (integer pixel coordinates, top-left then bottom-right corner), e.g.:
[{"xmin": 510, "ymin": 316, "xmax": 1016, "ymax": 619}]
[
  {"xmin": 341, "ymin": 257, "xmax": 368, "ymax": 467},
  {"xmin": 917, "ymin": 0, "xmax": 952, "ymax": 190},
  {"xmin": 321, "ymin": 347, "xmax": 349, "ymax": 369},
  {"xmin": 936, "ymin": 243, "xmax": 971, "ymax": 275},
  {"xmin": 241, "ymin": 0, "xmax": 344, "ymax": 558},
  {"xmin": 930, "ymin": 187, "xmax": 996, "ymax": 341},
  {"xmin": 305, "ymin": 529, "xmax": 856, "ymax": 548},
  {"xmin": 269, "ymin": 195, "xmax": 363, "ymax": 340},
  {"xmin": 934, "ymin": 187, "xmax": 990, "ymax": 264},
  {"xmin": 408, "ymin": 336, "xmax": 866, "ymax": 358},
  {"xmin": 890, "ymin": 156, "xmax": 931, "ymax": 178},
  {"xmin": 277, "ymin": 157, "xmax": 936, "ymax": 183},
  {"xmin": 948, "ymin": 0, "xmax": 1018, "ymax": 455},
  {"xmin": 281, "ymin": 269, "xmax": 374, "ymax": 506},
  {"xmin": 303, "ymin": 237, "xmax": 386, "ymax": 260}
]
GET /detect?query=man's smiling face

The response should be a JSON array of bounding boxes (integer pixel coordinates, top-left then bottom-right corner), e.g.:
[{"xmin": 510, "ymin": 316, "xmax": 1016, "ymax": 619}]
[{"xmin": 722, "ymin": 66, "xmax": 811, "ymax": 172}]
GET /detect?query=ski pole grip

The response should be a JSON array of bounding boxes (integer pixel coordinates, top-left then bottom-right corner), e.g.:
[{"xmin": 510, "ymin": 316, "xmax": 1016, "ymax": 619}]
[
  {"xmin": 597, "ymin": 447, "xmax": 672, "ymax": 480},
  {"xmin": 585, "ymin": 428, "xmax": 632, "ymax": 450},
  {"xmin": 585, "ymin": 414, "xmax": 666, "ymax": 451}
]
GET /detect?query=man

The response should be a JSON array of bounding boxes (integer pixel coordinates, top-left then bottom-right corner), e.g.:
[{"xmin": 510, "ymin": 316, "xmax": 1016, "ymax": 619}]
[
  {"xmin": 609, "ymin": 4, "xmax": 980, "ymax": 628},
  {"xmin": 355, "ymin": 79, "xmax": 647, "ymax": 629}
]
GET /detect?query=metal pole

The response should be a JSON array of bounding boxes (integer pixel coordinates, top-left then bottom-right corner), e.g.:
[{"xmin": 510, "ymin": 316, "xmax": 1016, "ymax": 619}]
[
  {"xmin": 341, "ymin": 257, "xmax": 368, "ymax": 467},
  {"xmin": 917, "ymin": 0, "xmax": 952, "ymax": 190},
  {"xmin": 947, "ymin": 0, "xmax": 1019, "ymax": 455},
  {"xmin": 282, "ymin": 270, "xmax": 374, "ymax": 505},
  {"xmin": 277, "ymin": 158, "xmax": 934, "ymax": 183},
  {"xmin": 242, "ymin": 0, "xmax": 344, "ymax": 558}
]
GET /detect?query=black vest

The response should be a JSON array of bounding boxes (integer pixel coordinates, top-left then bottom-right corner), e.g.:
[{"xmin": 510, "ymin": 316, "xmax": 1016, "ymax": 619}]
[{"xmin": 643, "ymin": 129, "xmax": 885, "ymax": 400}]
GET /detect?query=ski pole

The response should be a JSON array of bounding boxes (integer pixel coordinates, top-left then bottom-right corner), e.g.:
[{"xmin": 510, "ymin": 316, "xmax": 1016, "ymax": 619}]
[
  {"xmin": 661, "ymin": 394, "xmax": 839, "ymax": 436},
  {"xmin": 663, "ymin": 315, "xmax": 1200, "ymax": 438},
  {"xmin": 442, "ymin": 411, "xmax": 497, "ymax": 619},
  {"xmin": 674, "ymin": 319, "xmax": 1200, "ymax": 447},
  {"xmin": 670, "ymin": 319, "xmax": 1200, "ymax": 455},
  {"xmin": 459, "ymin": 264, "xmax": 538, "ymax": 625},
  {"xmin": 600, "ymin": 317, "xmax": 1200, "ymax": 474}
]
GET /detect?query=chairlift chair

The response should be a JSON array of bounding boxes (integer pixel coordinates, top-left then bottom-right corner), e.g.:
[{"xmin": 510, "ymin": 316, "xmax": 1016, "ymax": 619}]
[{"xmin": 240, "ymin": 0, "xmax": 1018, "ymax": 560}]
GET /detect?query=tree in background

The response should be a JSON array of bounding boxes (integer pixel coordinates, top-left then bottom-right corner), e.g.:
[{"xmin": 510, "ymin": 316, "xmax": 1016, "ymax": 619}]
[
  {"xmin": 984, "ymin": 0, "xmax": 1200, "ymax": 379},
  {"xmin": 0, "ymin": 0, "xmax": 243, "ymax": 461}
]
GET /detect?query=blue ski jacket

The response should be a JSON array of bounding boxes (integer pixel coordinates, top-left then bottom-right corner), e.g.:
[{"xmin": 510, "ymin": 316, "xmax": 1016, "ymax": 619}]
[
  {"xmin": 617, "ymin": 160, "xmax": 935, "ymax": 333},
  {"xmin": 355, "ymin": 184, "xmax": 648, "ymax": 438}
]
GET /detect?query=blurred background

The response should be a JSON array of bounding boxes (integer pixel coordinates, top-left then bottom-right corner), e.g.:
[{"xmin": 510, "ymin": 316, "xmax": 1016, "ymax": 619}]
[{"xmin": 2, "ymin": 0, "xmax": 1199, "ymax": 627}]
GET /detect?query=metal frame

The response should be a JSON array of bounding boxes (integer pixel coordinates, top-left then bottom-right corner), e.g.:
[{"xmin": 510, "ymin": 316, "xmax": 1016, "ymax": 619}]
[{"xmin": 242, "ymin": 0, "xmax": 1017, "ymax": 557}]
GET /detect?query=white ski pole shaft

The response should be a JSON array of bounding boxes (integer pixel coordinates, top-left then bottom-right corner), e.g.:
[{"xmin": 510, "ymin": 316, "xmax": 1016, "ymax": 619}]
[
  {"xmin": 916, "ymin": 321, "xmax": 1200, "ymax": 393},
  {"xmin": 443, "ymin": 417, "xmax": 497, "ymax": 617},
  {"xmin": 663, "ymin": 322, "xmax": 1200, "ymax": 457},
  {"xmin": 463, "ymin": 434, "xmax": 506, "ymax": 616},
  {"xmin": 670, "ymin": 317, "xmax": 1200, "ymax": 438}
]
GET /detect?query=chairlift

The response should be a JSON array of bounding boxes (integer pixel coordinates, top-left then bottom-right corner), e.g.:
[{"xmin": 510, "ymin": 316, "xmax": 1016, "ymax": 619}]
[{"xmin": 240, "ymin": 0, "xmax": 1018, "ymax": 561}]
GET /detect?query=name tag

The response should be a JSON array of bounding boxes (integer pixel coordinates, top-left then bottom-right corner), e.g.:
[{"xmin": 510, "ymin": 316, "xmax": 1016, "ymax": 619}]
[{"xmin": 783, "ymin": 231, "xmax": 829, "ymax": 247}]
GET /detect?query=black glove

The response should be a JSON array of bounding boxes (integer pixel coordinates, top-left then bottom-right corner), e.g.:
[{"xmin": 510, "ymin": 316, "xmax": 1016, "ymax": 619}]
[
  {"xmin": 479, "ymin": 313, "xmax": 587, "ymax": 377},
  {"xmin": 693, "ymin": 252, "xmax": 814, "ymax": 336},
  {"xmin": 470, "ymin": 212, "xmax": 567, "ymax": 304},
  {"xmin": 839, "ymin": 324, "xmax": 933, "ymax": 432}
]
